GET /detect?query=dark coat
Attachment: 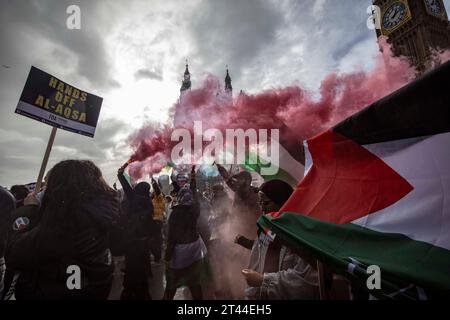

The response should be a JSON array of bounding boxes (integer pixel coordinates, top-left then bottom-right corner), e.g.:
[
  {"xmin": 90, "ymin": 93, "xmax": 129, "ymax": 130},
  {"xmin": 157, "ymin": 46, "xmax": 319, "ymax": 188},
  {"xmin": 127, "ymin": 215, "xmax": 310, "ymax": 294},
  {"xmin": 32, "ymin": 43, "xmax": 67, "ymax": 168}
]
[
  {"xmin": 117, "ymin": 172, "xmax": 154, "ymax": 242},
  {"xmin": 0, "ymin": 187, "xmax": 15, "ymax": 258},
  {"xmin": 165, "ymin": 203, "xmax": 200, "ymax": 261},
  {"xmin": 5, "ymin": 196, "xmax": 119, "ymax": 300}
]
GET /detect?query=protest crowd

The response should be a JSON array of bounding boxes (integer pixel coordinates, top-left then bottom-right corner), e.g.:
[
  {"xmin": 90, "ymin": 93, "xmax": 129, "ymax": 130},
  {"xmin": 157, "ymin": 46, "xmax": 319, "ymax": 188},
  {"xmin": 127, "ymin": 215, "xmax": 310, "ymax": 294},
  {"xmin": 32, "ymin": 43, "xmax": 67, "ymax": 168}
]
[
  {"xmin": 0, "ymin": 158, "xmax": 353, "ymax": 300},
  {"xmin": 3, "ymin": 53, "xmax": 450, "ymax": 301},
  {"xmin": 2, "ymin": 0, "xmax": 450, "ymax": 302}
]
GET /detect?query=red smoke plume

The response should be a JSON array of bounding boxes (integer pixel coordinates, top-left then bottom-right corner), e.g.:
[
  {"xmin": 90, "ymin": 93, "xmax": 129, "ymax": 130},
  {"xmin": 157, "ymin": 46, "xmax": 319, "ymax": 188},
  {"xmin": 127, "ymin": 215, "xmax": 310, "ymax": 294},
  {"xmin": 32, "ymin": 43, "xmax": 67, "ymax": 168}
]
[{"xmin": 127, "ymin": 38, "xmax": 448, "ymax": 180}]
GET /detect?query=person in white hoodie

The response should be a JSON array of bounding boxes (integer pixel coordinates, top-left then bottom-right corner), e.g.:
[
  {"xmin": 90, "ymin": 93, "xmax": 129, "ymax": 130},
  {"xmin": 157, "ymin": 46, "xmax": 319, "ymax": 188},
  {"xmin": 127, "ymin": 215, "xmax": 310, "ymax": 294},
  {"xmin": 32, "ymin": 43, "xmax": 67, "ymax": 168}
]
[{"xmin": 239, "ymin": 180, "xmax": 319, "ymax": 300}]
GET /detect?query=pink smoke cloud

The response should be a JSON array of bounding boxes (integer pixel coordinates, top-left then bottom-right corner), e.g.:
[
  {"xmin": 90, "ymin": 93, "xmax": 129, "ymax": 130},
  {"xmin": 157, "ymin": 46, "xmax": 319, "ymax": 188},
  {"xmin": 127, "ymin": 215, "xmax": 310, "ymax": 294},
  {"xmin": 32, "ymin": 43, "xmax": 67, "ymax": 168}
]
[{"xmin": 126, "ymin": 37, "xmax": 449, "ymax": 180}]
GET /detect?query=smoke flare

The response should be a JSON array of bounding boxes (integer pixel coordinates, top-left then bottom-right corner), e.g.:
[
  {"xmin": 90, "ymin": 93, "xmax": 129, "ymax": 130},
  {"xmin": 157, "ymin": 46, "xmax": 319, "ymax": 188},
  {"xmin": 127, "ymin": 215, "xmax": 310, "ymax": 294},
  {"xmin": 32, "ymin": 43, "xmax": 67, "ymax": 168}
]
[{"xmin": 127, "ymin": 38, "xmax": 449, "ymax": 180}]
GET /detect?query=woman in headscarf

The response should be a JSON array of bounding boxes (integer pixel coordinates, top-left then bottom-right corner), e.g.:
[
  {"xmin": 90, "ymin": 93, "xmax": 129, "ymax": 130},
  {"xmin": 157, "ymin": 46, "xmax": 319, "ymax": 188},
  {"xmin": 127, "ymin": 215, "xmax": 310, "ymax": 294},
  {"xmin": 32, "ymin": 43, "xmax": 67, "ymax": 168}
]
[
  {"xmin": 163, "ymin": 173, "xmax": 210, "ymax": 300},
  {"xmin": 241, "ymin": 179, "xmax": 319, "ymax": 300}
]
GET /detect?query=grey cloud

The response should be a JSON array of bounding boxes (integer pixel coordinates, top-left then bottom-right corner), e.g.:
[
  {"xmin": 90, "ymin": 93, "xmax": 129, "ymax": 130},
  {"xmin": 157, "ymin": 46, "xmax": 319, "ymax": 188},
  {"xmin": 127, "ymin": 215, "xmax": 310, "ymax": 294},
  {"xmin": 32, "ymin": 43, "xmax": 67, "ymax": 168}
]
[
  {"xmin": 3, "ymin": 0, "xmax": 446, "ymax": 187},
  {"xmin": 0, "ymin": 132, "xmax": 47, "ymax": 186},
  {"xmin": 52, "ymin": 117, "xmax": 129, "ymax": 159},
  {"xmin": 0, "ymin": 0, "xmax": 123, "ymax": 91},
  {"xmin": 0, "ymin": 115, "xmax": 130, "ymax": 187},
  {"xmin": 238, "ymin": 0, "xmax": 378, "ymax": 91},
  {"xmin": 188, "ymin": 0, "xmax": 285, "ymax": 85},
  {"xmin": 135, "ymin": 68, "xmax": 164, "ymax": 81},
  {"xmin": 0, "ymin": 0, "xmax": 132, "ymax": 187},
  {"xmin": 177, "ymin": 0, "xmax": 378, "ymax": 93}
]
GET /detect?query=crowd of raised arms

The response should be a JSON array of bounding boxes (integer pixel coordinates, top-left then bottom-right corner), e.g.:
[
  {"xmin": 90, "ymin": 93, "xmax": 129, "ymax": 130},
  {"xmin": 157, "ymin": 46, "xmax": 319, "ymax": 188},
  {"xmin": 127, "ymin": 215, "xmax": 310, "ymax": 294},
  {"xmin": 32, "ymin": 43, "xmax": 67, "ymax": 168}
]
[{"xmin": 0, "ymin": 159, "xmax": 357, "ymax": 300}]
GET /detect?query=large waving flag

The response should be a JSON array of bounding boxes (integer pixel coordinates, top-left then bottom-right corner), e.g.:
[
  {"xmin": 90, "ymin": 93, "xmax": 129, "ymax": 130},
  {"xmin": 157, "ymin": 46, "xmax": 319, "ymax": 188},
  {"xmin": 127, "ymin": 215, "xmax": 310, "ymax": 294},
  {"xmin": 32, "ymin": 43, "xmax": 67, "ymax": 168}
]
[
  {"xmin": 243, "ymin": 125, "xmax": 305, "ymax": 187},
  {"xmin": 258, "ymin": 61, "xmax": 450, "ymax": 299}
]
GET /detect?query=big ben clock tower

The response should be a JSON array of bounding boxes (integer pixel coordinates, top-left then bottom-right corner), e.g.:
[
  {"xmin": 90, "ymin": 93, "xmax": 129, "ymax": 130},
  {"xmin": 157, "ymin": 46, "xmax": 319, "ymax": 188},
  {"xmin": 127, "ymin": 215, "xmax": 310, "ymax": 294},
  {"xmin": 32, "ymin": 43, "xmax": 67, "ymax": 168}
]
[{"xmin": 373, "ymin": 0, "xmax": 450, "ymax": 73}]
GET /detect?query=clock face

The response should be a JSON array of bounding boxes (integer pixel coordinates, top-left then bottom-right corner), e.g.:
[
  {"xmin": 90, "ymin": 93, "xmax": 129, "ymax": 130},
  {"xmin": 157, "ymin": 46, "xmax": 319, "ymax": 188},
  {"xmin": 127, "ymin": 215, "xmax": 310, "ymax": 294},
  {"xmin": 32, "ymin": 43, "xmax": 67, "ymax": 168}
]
[
  {"xmin": 383, "ymin": 2, "xmax": 408, "ymax": 30},
  {"xmin": 424, "ymin": 0, "xmax": 443, "ymax": 16}
]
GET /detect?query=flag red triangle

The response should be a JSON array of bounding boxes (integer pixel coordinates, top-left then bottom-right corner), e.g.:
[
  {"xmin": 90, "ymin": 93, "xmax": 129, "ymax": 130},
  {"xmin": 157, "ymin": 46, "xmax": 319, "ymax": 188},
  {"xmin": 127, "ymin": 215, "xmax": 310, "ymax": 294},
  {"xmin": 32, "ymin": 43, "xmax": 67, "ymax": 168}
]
[{"xmin": 275, "ymin": 130, "xmax": 413, "ymax": 224}]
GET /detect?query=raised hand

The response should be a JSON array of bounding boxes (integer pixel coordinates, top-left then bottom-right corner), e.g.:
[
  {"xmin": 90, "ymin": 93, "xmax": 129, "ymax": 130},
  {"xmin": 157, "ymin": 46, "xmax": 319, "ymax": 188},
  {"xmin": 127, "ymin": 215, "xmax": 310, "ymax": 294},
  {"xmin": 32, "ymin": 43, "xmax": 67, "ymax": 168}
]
[
  {"xmin": 24, "ymin": 192, "xmax": 41, "ymax": 207},
  {"xmin": 242, "ymin": 269, "xmax": 264, "ymax": 287}
]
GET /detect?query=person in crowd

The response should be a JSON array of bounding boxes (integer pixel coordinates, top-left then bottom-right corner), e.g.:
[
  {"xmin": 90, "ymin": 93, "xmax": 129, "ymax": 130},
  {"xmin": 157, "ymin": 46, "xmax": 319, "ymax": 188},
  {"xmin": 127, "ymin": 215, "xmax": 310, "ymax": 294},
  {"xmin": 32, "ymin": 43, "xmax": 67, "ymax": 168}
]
[
  {"xmin": 158, "ymin": 175, "xmax": 171, "ymax": 196},
  {"xmin": 189, "ymin": 168, "xmax": 212, "ymax": 251},
  {"xmin": 163, "ymin": 173, "xmax": 210, "ymax": 300},
  {"xmin": 9, "ymin": 185, "xmax": 29, "ymax": 208},
  {"xmin": 196, "ymin": 193, "xmax": 212, "ymax": 250},
  {"xmin": 0, "ymin": 187, "xmax": 16, "ymax": 299},
  {"xmin": 216, "ymin": 164, "xmax": 260, "ymax": 238},
  {"xmin": 117, "ymin": 162, "xmax": 154, "ymax": 300},
  {"xmin": 163, "ymin": 194, "xmax": 173, "ymax": 240},
  {"xmin": 215, "ymin": 164, "xmax": 260, "ymax": 299},
  {"xmin": 4, "ymin": 160, "xmax": 119, "ymax": 300},
  {"xmin": 241, "ymin": 179, "xmax": 319, "ymax": 300},
  {"xmin": 150, "ymin": 177, "xmax": 165, "ymax": 264},
  {"xmin": 207, "ymin": 183, "xmax": 234, "ymax": 299},
  {"xmin": 190, "ymin": 167, "xmax": 215, "ymax": 299},
  {"xmin": 170, "ymin": 171, "xmax": 181, "ymax": 197},
  {"xmin": 209, "ymin": 184, "xmax": 231, "ymax": 234}
]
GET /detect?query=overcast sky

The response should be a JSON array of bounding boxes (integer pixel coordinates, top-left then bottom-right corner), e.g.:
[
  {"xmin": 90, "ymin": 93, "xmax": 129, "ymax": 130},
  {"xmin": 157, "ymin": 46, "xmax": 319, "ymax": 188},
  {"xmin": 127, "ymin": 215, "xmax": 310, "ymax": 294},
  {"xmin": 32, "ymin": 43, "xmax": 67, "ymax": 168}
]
[{"xmin": 1, "ymin": 0, "xmax": 449, "ymax": 187}]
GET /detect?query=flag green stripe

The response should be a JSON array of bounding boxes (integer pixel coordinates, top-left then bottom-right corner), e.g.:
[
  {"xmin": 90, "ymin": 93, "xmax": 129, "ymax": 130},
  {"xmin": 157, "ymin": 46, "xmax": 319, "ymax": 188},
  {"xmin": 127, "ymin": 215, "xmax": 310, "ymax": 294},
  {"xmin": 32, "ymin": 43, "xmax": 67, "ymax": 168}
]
[
  {"xmin": 243, "ymin": 151, "xmax": 301, "ymax": 186},
  {"xmin": 243, "ymin": 162, "xmax": 299, "ymax": 186},
  {"xmin": 258, "ymin": 213, "xmax": 450, "ymax": 299}
]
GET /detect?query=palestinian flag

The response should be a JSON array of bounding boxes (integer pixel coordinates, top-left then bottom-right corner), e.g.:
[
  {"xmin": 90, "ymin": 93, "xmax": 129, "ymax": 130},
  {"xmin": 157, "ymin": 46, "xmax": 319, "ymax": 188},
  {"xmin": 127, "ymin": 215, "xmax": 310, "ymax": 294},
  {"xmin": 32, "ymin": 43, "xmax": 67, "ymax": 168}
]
[
  {"xmin": 159, "ymin": 162, "xmax": 175, "ymax": 175},
  {"xmin": 243, "ymin": 125, "xmax": 305, "ymax": 187},
  {"xmin": 258, "ymin": 61, "xmax": 450, "ymax": 299}
]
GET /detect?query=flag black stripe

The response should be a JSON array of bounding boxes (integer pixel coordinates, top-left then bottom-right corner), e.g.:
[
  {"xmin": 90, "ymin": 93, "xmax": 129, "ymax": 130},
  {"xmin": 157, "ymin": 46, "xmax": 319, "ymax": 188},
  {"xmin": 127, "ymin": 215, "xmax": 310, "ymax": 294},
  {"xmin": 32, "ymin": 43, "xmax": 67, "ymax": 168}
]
[
  {"xmin": 334, "ymin": 61, "xmax": 450, "ymax": 145},
  {"xmin": 279, "ymin": 124, "xmax": 305, "ymax": 165}
]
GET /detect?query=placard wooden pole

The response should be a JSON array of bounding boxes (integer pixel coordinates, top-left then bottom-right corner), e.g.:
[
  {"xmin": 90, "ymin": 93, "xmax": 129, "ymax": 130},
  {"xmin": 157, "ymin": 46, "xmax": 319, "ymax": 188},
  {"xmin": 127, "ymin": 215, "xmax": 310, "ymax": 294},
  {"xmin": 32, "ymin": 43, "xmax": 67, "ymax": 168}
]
[
  {"xmin": 35, "ymin": 126, "xmax": 57, "ymax": 192},
  {"xmin": 317, "ymin": 260, "xmax": 328, "ymax": 300}
]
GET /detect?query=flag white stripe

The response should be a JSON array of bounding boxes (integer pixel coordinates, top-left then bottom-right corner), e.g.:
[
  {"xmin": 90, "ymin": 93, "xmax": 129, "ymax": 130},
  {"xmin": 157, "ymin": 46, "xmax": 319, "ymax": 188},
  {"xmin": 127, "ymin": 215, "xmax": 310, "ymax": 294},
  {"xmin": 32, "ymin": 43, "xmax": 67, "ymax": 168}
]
[{"xmin": 353, "ymin": 132, "xmax": 450, "ymax": 251}]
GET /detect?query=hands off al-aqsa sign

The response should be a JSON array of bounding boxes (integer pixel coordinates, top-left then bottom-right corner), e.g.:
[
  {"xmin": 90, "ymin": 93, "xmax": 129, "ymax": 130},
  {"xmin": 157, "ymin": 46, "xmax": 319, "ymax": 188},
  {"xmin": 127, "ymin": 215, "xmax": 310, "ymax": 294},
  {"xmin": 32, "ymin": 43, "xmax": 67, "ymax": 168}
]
[{"xmin": 15, "ymin": 66, "xmax": 103, "ymax": 137}]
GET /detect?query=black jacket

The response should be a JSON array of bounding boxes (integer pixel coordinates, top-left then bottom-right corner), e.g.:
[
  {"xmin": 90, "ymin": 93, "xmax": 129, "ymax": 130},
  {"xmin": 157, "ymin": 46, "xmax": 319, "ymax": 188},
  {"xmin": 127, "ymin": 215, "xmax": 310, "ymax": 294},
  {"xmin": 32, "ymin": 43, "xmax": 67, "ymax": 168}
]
[
  {"xmin": 5, "ymin": 196, "xmax": 119, "ymax": 300},
  {"xmin": 117, "ymin": 172, "xmax": 154, "ymax": 243},
  {"xmin": 165, "ymin": 203, "xmax": 200, "ymax": 261},
  {"xmin": 0, "ymin": 187, "xmax": 15, "ymax": 258}
]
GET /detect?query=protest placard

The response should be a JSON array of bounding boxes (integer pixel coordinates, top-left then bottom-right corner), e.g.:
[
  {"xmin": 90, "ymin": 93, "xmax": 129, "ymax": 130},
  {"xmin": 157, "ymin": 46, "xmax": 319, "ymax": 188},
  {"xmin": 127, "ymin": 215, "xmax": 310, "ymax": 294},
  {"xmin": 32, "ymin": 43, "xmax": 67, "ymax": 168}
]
[
  {"xmin": 15, "ymin": 66, "xmax": 103, "ymax": 137},
  {"xmin": 14, "ymin": 66, "xmax": 104, "ymax": 191}
]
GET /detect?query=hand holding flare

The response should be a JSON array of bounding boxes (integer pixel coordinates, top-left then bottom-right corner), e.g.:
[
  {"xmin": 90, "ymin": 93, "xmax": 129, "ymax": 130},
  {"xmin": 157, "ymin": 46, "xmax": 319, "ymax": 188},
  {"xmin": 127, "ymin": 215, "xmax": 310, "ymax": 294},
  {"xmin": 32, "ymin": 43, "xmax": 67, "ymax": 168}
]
[
  {"xmin": 242, "ymin": 269, "xmax": 264, "ymax": 287},
  {"xmin": 118, "ymin": 159, "xmax": 134, "ymax": 175}
]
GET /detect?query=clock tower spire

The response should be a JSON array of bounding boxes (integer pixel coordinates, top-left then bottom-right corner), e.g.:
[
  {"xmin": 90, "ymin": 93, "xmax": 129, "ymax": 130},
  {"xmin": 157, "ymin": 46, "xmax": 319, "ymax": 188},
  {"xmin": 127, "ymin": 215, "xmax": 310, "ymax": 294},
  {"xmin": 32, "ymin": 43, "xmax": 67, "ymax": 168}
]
[
  {"xmin": 225, "ymin": 65, "xmax": 232, "ymax": 95},
  {"xmin": 180, "ymin": 59, "xmax": 191, "ymax": 100},
  {"xmin": 373, "ymin": 0, "xmax": 450, "ymax": 73}
]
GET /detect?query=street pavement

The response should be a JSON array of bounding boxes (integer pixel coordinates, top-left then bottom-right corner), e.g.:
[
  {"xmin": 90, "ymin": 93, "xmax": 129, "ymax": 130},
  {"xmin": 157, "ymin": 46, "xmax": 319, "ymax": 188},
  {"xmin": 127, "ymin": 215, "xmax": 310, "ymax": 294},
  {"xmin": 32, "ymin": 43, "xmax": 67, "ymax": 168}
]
[{"xmin": 108, "ymin": 256, "xmax": 190, "ymax": 300}]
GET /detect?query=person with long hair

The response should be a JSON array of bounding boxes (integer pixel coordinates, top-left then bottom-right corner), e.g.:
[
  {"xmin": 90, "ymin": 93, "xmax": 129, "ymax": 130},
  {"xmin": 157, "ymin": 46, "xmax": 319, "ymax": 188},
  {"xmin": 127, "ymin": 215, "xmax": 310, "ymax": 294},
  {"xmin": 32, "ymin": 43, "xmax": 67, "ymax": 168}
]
[
  {"xmin": 4, "ymin": 160, "xmax": 119, "ymax": 299},
  {"xmin": 117, "ymin": 162, "xmax": 154, "ymax": 300}
]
